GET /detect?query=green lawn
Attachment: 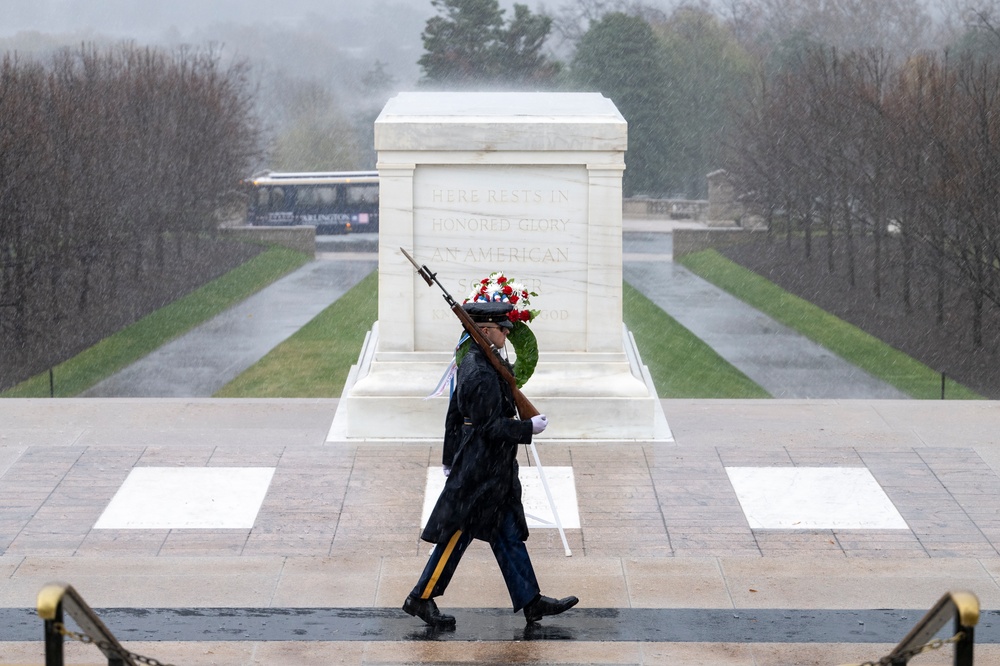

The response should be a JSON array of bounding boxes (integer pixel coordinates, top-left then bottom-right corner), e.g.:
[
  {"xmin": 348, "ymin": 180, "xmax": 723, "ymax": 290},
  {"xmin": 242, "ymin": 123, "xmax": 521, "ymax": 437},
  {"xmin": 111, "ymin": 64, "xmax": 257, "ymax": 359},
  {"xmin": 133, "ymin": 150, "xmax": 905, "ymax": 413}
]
[
  {"xmin": 215, "ymin": 270, "xmax": 379, "ymax": 398},
  {"xmin": 678, "ymin": 249, "xmax": 983, "ymax": 400},
  {"xmin": 623, "ymin": 282, "xmax": 771, "ymax": 398},
  {"xmin": 1, "ymin": 245, "xmax": 310, "ymax": 398}
]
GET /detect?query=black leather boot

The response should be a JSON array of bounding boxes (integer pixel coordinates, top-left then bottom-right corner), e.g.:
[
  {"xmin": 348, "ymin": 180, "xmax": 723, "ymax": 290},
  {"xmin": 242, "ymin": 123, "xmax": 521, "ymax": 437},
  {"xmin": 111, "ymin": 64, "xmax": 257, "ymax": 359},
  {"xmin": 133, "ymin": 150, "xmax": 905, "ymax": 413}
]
[
  {"xmin": 523, "ymin": 594, "xmax": 579, "ymax": 623},
  {"xmin": 403, "ymin": 594, "xmax": 456, "ymax": 629}
]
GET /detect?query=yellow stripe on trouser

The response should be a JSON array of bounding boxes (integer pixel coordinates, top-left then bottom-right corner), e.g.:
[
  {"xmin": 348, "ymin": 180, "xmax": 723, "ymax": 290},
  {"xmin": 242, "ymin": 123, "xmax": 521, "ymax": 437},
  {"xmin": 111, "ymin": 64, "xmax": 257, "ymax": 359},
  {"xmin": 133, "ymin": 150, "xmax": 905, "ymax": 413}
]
[{"xmin": 421, "ymin": 529, "xmax": 463, "ymax": 599}]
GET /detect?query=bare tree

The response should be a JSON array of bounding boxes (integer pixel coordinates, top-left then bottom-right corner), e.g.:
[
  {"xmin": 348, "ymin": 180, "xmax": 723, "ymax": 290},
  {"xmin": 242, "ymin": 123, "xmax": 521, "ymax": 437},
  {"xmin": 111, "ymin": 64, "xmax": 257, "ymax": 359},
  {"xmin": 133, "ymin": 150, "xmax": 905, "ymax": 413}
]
[
  {"xmin": 736, "ymin": 0, "xmax": 933, "ymax": 58},
  {"xmin": 0, "ymin": 42, "xmax": 263, "ymax": 389}
]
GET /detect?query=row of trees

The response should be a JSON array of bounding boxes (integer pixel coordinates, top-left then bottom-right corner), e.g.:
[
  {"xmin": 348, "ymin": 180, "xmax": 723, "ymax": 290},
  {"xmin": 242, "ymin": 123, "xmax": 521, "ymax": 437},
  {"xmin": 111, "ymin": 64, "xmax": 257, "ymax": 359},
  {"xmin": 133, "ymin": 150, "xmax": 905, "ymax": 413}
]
[
  {"xmin": 412, "ymin": 0, "xmax": 946, "ymax": 199},
  {"xmin": 0, "ymin": 44, "xmax": 261, "ymax": 365},
  {"xmin": 570, "ymin": 8, "xmax": 753, "ymax": 197},
  {"xmin": 727, "ymin": 46, "xmax": 1000, "ymax": 347}
]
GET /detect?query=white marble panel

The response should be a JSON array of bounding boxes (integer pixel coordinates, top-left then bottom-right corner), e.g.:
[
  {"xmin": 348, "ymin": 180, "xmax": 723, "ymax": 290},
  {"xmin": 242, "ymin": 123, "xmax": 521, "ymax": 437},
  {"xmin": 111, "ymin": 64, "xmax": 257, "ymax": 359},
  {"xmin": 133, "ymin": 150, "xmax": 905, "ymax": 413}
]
[
  {"xmin": 422, "ymin": 465, "xmax": 580, "ymax": 529},
  {"xmin": 412, "ymin": 164, "xmax": 590, "ymax": 352},
  {"xmin": 725, "ymin": 467, "xmax": 908, "ymax": 530},
  {"xmin": 94, "ymin": 467, "xmax": 275, "ymax": 529}
]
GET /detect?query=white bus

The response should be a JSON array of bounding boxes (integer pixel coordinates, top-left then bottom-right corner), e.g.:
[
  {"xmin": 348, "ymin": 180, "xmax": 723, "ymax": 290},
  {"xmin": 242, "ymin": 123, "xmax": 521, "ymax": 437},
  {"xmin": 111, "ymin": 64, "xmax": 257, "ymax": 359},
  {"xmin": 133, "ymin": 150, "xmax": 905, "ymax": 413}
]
[{"xmin": 244, "ymin": 171, "xmax": 378, "ymax": 234}]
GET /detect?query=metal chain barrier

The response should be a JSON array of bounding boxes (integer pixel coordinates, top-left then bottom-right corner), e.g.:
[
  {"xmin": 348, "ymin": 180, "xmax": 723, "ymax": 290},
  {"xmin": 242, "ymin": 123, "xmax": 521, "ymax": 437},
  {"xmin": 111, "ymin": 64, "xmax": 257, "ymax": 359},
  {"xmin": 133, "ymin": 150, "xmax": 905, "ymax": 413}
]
[
  {"xmin": 53, "ymin": 617, "xmax": 964, "ymax": 666},
  {"xmin": 845, "ymin": 630, "xmax": 966, "ymax": 666},
  {"xmin": 54, "ymin": 621, "xmax": 177, "ymax": 666}
]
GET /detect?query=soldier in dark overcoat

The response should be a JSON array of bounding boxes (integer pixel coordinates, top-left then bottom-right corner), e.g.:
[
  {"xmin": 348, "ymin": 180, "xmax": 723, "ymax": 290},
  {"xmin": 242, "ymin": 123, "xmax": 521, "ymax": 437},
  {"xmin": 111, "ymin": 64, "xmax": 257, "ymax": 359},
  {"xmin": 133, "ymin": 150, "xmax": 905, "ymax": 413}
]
[{"xmin": 403, "ymin": 301, "xmax": 578, "ymax": 629}]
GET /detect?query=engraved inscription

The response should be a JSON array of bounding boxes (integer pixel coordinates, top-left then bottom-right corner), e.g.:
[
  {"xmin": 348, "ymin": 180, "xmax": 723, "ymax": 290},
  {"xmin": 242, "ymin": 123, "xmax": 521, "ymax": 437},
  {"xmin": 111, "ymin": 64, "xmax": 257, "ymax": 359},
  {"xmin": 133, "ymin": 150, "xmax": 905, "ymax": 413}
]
[
  {"xmin": 518, "ymin": 219, "xmax": 569, "ymax": 232},
  {"xmin": 430, "ymin": 218, "xmax": 571, "ymax": 233},
  {"xmin": 464, "ymin": 247, "xmax": 570, "ymax": 263},
  {"xmin": 411, "ymin": 165, "xmax": 595, "ymax": 351},
  {"xmin": 432, "ymin": 218, "xmax": 511, "ymax": 232},
  {"xmin": 428, "ymin": 246, "xmax": 572, "ymax": 264},
  {"xmin": 431, "ymin": 188, "xmax": 570, "ymax": 204}
]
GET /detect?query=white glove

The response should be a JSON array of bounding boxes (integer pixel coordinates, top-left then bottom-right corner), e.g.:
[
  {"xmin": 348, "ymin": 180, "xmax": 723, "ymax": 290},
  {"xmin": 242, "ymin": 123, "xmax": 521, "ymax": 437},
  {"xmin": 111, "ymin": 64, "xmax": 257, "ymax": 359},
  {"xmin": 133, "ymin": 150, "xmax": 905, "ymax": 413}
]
[
  {"xmin": 530, "ymin": 414, "xmax": 548, "ymax": 434},
  {"xmin": 443, "ymin": 466, "xmax": 451, "ymax": 477}
]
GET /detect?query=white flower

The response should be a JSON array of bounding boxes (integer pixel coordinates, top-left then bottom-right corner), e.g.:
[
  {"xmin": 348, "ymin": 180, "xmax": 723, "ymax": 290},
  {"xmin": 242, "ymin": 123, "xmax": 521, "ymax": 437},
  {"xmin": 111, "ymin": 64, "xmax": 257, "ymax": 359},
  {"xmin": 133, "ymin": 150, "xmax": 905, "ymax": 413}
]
[{"xmin": 464, "ymin": 271, "xmax": 538, "ymax": 323}]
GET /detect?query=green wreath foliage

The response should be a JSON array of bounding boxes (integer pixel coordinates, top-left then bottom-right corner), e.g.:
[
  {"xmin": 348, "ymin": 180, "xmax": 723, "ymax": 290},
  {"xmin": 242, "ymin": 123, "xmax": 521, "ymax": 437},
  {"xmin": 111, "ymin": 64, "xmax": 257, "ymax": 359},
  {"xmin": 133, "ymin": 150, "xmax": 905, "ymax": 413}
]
[
  {"xmin": 507, "ymin": 321, "xmax": 538, "ymax": 388},
  {"xmin": 455, "ymin": 321, "xmax": 538, "ymax": 388}
]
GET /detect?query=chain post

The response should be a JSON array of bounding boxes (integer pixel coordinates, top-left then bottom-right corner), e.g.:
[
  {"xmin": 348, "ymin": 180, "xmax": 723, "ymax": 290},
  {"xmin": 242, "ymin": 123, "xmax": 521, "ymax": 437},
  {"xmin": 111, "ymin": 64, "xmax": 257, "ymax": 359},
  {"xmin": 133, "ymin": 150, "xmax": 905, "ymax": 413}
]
[
  {"xmin": 43, "ymin": 603, "xmax": 64, "ymax": 666},
  {"xmin": 954, "ymin": 617, "xmax": 974, "ymax": 666}
]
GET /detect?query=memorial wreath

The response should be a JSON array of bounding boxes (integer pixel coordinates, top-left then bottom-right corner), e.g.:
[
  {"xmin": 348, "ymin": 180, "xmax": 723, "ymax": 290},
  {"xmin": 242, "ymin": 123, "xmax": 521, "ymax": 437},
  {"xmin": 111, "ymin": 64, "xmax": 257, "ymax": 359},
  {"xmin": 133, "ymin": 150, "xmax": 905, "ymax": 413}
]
[{"xmin": 460, "ymin": 272, "xmax": 539, "ymax": 388}]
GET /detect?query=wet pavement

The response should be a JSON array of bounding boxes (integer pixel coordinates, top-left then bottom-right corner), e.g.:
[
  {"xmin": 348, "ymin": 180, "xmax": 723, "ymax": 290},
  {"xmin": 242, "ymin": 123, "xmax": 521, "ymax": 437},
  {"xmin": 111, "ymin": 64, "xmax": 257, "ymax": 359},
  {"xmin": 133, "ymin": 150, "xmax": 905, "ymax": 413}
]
[
  {"xmin": 1, "ymin": 398, "xmax": 999, "ymax": 665},
  {"xmin": 622, "ymin": 230, "xmax": 908, "ymax": 399},
  {"xmin": 81, "ymin": 251, "xmax": 376, "ymax": 398},
  {"xmin": 7, "ymin": 604, "xmax": 997, "ymax": 643}
]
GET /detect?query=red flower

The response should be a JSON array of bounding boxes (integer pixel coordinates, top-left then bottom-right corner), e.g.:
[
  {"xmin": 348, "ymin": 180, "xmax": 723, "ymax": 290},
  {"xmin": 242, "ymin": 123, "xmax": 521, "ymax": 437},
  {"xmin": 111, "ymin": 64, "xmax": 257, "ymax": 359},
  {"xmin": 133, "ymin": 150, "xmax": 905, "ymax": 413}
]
[
  {"xmin": 481, "ymin": 278, "xmax": 489, "ymax": 285},
  {"xmin": 502, "ymin": 285, "xmax": 513, "ymax": 295},
  {"xmin": 497, "ymin": 276, "xmax": 508, "ymax": 284},
  {"xmin": 509, "ymin": 294, "xmax": 519, "ymax": 305}
]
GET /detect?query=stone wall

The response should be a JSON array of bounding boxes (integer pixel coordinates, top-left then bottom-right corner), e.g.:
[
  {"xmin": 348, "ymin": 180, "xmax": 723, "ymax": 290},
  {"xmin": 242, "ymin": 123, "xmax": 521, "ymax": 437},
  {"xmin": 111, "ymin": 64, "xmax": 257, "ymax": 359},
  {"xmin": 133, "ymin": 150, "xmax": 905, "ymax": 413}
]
[
  {"xmin": 706, "ymin": 169, "xmax": 744, "ymax": 224},
  {"xmin": 623, "ymin": 197, "xmax": 708, "ymax": 220},
  {"xmin": 673, "ymin": 227, "xmax": 761, "ymax": 259},
  {"xmin": 219, "ymin": 226, "xmax": 315, "ymax": 256}
]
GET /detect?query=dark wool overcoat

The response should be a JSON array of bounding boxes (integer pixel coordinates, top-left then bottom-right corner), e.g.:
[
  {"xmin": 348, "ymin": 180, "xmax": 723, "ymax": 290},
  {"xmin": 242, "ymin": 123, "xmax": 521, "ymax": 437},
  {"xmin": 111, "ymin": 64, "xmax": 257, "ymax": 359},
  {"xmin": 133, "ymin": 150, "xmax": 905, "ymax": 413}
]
[{"xmin": 420, "ymin": 343, "xmax": 534, "ymax": 544}]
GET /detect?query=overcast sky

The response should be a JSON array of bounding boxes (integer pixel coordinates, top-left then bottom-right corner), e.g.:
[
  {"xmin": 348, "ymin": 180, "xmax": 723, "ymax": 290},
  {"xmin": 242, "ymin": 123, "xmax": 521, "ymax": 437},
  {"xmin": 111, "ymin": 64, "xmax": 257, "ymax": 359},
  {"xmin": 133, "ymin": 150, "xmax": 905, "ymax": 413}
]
[
  {"xmin": 2, "ymin": 0, "xmax": 600, "ymax": 39},
  {"xmin": 0, "ymin": 0, "xmax": 695, "ymax": 40},
  {"xmin": 0, "ymin": 0, "xmax": 443, "ymax": 38}
]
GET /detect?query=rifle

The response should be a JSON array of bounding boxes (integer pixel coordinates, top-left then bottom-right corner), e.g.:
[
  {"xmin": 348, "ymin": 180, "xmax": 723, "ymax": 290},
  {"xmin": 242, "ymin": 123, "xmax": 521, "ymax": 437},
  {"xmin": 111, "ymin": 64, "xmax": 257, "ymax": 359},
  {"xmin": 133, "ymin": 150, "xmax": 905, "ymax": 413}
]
[
  {"xmin": 400, "ymin": 247, "xmax": 540, "ymax": 420},
  {"xmin": 402, "ymin": 247, "xmax": 572, "ymax": 557}
]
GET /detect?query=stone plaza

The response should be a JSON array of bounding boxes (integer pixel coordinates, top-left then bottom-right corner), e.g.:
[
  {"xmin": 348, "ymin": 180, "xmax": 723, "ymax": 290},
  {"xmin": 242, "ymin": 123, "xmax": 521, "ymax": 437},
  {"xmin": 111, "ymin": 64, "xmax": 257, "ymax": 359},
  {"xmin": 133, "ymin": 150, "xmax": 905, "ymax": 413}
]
[{"xmin": 1, "ymin": 398, "xmax": 999, "ymax": 664}]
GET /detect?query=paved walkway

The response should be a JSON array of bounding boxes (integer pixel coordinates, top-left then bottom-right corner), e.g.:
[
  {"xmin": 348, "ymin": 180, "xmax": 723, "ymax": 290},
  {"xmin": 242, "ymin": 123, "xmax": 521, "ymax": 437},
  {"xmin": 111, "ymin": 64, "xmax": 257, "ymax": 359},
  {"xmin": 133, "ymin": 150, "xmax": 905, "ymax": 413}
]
[
  {"xmin": 622, "ymin": 230, "xmax": 908, "ymax": 399},
  {"xmin": 1, "ymin": 398, "xmax": 998, "ymax": 664},
  {"xmin": 81, "ymin": 253, "xmax": 376, "ymax": 398}
]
